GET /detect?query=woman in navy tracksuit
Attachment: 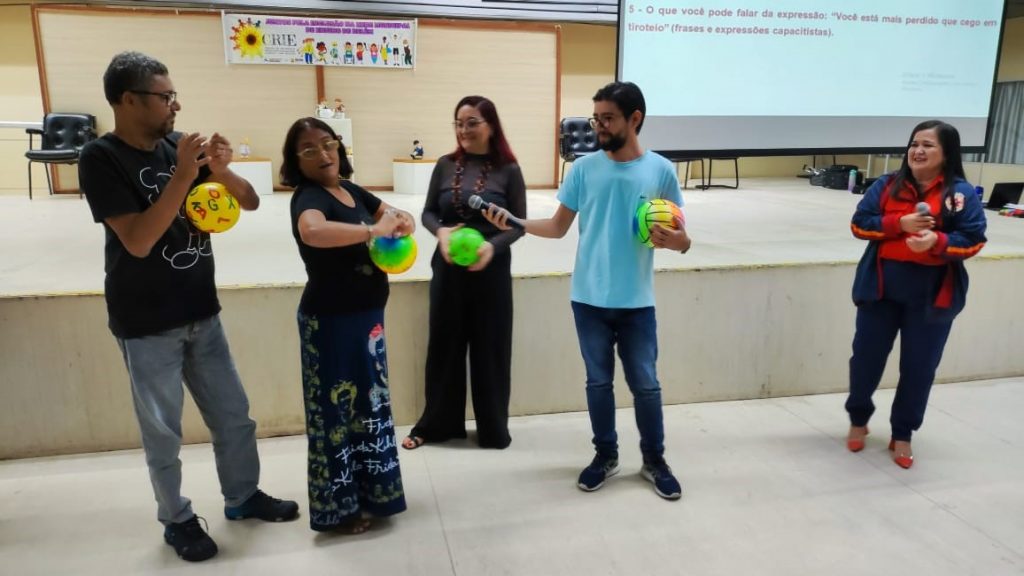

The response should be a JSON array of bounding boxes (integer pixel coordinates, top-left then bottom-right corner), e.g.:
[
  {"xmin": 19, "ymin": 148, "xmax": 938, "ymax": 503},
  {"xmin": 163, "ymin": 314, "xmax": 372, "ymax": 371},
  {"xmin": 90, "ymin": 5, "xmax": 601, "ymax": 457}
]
[{"xmin": 845, "ymin": 120, "xmax": 986, "ymax": 469}]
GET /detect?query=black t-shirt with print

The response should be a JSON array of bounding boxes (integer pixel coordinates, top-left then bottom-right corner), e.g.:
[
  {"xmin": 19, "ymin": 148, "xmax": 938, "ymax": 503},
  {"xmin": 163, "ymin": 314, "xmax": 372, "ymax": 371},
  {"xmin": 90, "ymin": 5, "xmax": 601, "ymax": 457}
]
[
  {"xmin": 290, "ymin": 179, "xmax": 389, "ymax": 316},
  {"xmin": 79, "ymin": 132, "xmax": 219, "ymax": 339}
]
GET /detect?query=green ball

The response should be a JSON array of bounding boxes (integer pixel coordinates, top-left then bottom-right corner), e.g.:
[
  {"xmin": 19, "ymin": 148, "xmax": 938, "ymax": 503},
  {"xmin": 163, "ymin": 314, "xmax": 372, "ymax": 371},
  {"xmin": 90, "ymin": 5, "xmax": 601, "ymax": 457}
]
[{"xmin": 449, "ymin": 227, "xmax": 485, "ymax": 267}]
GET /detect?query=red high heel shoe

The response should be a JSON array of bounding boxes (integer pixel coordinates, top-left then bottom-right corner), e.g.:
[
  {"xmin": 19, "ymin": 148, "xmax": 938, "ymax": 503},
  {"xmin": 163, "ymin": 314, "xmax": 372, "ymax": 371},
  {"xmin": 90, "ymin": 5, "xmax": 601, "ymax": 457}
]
[
  {"xmin": 847, "ymin": 426, "xmax": 869, "ymax": 452},
  {"xmin": 888, "ymin": 439, "xmax": 914, "ymax": 469}
]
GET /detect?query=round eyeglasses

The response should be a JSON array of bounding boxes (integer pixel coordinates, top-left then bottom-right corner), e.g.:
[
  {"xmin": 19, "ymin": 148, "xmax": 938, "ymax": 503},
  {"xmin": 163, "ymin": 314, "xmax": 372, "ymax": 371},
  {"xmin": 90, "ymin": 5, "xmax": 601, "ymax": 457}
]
[{"xmin": 297, "ymin": 139, "xmax": 341, "ymax": 159}]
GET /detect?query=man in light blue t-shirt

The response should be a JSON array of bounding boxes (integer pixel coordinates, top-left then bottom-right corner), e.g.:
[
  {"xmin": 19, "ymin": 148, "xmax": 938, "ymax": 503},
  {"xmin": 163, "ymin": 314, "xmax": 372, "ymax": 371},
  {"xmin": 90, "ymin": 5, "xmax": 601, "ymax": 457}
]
[{"xmin": 484, "ymin": 82, "xmax": 690, "ymax": 500}]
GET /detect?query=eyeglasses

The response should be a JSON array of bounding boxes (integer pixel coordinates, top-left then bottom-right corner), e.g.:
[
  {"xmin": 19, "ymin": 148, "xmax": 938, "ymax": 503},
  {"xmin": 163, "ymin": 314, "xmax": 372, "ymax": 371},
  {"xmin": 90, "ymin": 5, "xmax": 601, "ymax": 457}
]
[
  {"xmin": 130, "ymin": 90, "xmax": 177, "ymax": 106},
  {"xmin": 588, "ymin": 114, "xmax": 620, "ymax": 128},
  {"xmin": 453, "ymin": 119, "xmax": 487, "ymax": 131},
  {"xmin": 297, "ymin": 139, "xmax": 341, "ymax": 159}
]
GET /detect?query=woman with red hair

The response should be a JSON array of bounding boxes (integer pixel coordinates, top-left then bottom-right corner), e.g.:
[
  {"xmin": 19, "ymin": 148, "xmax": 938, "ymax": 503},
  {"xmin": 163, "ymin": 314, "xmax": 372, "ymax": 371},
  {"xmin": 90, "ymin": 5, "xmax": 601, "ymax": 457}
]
[{"xmin": 403, "ymin": 96, "xmax": 526, "ymax": 450}]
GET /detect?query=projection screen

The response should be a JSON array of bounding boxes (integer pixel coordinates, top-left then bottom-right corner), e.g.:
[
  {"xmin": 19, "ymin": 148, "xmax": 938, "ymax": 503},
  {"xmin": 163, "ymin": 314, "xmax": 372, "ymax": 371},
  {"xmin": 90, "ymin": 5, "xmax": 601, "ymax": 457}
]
[{"xmin": 617, "ymin": 0, "xmax": 1008, "ymax": 155}]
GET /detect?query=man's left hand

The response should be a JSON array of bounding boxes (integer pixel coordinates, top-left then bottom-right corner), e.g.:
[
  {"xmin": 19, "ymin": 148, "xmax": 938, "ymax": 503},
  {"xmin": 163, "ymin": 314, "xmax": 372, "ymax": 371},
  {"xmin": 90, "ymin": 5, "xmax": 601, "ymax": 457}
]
[
  {"xmin": 650, "ymin": 216, "xmax": 690, "ymax": 252},
  {"xmin": 207, "ymin": 132, "xmax": 234, "ymax": 175}
]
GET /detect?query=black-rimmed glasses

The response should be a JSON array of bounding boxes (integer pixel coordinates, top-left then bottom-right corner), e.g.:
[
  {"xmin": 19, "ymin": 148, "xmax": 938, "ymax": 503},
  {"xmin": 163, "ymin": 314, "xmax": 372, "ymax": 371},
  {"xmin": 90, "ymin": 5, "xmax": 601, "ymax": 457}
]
[
  {"xmin": 588, "ymin": 114, "xmax": 620, "ymax": 128},
  {"xmin": 130, "ymin": 90, "xmax": 177, "ymax": 106}
]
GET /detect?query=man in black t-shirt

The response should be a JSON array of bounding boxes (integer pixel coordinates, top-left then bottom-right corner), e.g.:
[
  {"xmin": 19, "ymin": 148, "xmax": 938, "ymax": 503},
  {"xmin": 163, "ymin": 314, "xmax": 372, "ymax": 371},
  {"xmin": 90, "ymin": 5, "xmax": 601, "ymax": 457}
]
[{"xmin": 79, "ymin": 51, "xmax": 298, "ymax": 563}]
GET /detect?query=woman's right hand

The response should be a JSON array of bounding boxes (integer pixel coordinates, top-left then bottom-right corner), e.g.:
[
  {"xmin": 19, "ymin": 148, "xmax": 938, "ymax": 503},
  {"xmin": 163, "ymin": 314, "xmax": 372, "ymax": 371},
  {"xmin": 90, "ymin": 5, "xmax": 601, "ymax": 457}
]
[
  {"xmin": 435, "ymin": 224, "xmax": 463, "ymax": 264},
  {"xmin": 372, "ymin": 208, "xmax": 402, "ymax": 238},
  {"xmin": 900, "ymin": 211, "xmax": 935, "ymax": 234}
]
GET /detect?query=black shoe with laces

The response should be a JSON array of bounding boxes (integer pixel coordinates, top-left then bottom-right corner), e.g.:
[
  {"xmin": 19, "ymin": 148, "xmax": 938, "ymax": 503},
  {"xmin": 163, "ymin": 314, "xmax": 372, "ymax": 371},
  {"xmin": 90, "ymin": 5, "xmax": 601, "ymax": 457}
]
[
  {"xmin": 640, "ymin": 458, "xmax": 682, "ymax": 500},
  {"xmin": 164, "ymin": 515, "xmax": 218, "ymax": 562},
  {"xmin": 224, "ymin": 489, "xmax": 300, "ymax": 522},
  {"xmin": 576, "ymin": 453, "xmax": 620, "ymax": 492}
]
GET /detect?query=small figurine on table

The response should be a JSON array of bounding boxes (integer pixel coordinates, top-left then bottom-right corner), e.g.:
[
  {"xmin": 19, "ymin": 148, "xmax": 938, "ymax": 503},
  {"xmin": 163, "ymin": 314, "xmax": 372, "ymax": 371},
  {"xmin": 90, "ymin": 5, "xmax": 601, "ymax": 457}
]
[
  {"xmin": 411, "ymin": 140, "xmax": 424, "ymax": 159},
  {"xmin": 333, "ymin": 98, "xmax": 346, "ymax": 119},
  {"xmin": 316, "ymin": 100, "xmax": 332, "ymax": 118}
]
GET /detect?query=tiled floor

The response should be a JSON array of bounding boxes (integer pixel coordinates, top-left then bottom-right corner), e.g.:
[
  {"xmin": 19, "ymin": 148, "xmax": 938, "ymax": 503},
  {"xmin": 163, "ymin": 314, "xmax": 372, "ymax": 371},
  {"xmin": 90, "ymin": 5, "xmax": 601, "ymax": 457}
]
[{"xmin": 2, "ymin": 379, "xmax": 1022, "ymax": 575}]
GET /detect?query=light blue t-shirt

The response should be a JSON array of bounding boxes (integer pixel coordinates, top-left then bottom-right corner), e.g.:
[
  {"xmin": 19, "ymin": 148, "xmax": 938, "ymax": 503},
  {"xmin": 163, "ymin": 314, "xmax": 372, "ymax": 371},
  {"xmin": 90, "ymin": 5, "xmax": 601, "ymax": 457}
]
[{"xmin": 557, "ymin": 150, "xmax": 683, "ymax": 308}]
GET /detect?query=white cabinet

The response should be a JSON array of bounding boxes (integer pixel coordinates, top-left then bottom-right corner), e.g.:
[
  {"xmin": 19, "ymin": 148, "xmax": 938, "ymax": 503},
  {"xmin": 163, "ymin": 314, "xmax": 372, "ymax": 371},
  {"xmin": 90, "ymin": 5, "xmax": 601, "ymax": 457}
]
[
  {"xmin": 322, "ymin": 118, "xmax": 353, "ymax": 153},
  {"xmin": 229, "ymin": 157, "xmax": 274, "ymax": 196},
  {"xmin": 322, "ymin": 117, "xmax": 356, "ymax": 181},
  {"xmin": 392, "ymin": 158, "xmax": 436, "ymax": 194}
]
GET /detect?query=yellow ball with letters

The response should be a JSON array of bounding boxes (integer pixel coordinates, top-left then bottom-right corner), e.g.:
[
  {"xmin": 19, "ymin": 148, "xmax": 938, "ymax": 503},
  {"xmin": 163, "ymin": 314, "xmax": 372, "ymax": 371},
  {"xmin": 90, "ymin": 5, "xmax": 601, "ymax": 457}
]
[{"xmin": 185, "ymin": 182, "xmax": 240, "ymax": 233}]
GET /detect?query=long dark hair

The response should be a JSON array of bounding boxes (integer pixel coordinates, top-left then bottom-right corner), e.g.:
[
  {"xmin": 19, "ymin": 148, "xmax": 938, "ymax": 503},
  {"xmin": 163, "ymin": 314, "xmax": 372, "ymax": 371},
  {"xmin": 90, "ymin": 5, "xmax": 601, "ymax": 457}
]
[
  {"xmin": 451, "ymin": 95, "xmax": 517, "ymax": 166},
  {"xmin": 888, "ymin": 120, "xmax": 965, "ymax": 206},
  {"xmin": 279, "ymin": 117, "xmax": 353, "ymax": 187}
]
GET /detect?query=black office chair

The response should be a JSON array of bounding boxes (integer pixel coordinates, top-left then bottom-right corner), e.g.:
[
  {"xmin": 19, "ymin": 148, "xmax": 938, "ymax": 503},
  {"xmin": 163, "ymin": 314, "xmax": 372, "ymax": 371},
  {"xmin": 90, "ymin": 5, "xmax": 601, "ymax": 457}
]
[
  {"xmin": 25, "ymin": 113, "xmax": 97, "ymax": 199},
  {"xmin": 559, "ymin": 117, "xmax": 599, "ymax": 182}
]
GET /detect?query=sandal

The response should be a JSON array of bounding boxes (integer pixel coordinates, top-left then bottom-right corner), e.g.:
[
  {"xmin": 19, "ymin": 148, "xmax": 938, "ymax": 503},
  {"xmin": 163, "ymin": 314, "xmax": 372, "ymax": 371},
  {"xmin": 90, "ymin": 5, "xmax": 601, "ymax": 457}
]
[
  {"xmin": 888, "ymin": 439, "xmax": 914, "ymax": 469},
  {"xmin": 847, "ymin": 426, "xmax": 869, "ymax": 452},
  {"xmin": 401, "ymin": 435, "xmax": 425, "ymax": 450},
  {"xmin": 337, "ymin": 517, "xmax": 372, "ymax": 535}
]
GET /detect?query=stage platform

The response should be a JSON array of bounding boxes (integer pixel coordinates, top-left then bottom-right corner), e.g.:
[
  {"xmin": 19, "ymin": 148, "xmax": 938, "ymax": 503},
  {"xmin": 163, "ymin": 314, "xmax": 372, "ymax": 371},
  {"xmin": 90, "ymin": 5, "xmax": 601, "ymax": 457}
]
[
  {"xmin": 5, "ymin": 178, "xmax": 1024, "ymax": 294},
  {"xmin": 3, "ymin": 178, "xmax": 1024, "ymax": 459}
]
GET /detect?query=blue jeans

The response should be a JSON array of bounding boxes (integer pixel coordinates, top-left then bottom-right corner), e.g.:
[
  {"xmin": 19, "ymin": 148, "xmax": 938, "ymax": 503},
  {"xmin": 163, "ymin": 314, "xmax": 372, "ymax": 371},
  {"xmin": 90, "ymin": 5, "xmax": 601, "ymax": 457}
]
[
  {"xmin": 571, "ymin": 302, "xmax": 665, "ymax": 461},
  {"xmin": 117, "ymin": 315, "xmax": 259, "ymax": 525}
]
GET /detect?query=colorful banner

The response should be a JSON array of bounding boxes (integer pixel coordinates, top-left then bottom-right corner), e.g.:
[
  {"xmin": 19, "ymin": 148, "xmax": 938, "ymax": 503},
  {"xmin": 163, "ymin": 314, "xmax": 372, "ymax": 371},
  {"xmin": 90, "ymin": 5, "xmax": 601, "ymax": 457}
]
[{"xmin": 224, "ymin": 13, "xmax": 416, "ymax": 68}]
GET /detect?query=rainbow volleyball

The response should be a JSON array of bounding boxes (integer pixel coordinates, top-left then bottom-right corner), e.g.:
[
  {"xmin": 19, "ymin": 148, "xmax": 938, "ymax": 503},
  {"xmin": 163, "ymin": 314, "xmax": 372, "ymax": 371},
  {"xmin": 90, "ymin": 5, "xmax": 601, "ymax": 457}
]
[
  {"xmin": 634, "ymin": 198, "xmax": 684, "ymax": 247},
  {"xmin": 369, "ymin": 235, "xmax": 418, "ymax": 274}
]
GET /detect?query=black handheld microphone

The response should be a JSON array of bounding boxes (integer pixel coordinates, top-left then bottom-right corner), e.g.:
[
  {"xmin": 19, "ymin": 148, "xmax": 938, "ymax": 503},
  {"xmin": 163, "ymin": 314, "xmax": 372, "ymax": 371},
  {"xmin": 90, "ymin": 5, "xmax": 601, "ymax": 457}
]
[
  {"xmin": 915, "ymin": 202, "xmax": 931, "ymax": 216},
  {"xmin": 468, "ymin": 194, "xmax": 525, "ymax": 230}
]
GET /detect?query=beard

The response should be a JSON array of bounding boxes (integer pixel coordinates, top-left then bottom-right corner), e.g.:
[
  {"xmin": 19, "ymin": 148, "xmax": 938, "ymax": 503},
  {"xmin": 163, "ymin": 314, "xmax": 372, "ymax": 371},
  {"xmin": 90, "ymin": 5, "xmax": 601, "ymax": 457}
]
[
  {"xmin": 154, "ymin": 115, "xmax": 175, "ymax": 138},
  {"xmin": 599, "ymin": 133, "xmax": 626, "ymax": 152}
]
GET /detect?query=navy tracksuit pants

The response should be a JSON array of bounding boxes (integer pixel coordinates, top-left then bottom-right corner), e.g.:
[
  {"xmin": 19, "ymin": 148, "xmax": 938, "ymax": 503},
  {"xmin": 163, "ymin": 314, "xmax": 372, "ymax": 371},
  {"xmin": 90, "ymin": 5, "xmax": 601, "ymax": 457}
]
[{"xmin": 846, "ymin": 260, "xmax": 954, "ymax": 441}]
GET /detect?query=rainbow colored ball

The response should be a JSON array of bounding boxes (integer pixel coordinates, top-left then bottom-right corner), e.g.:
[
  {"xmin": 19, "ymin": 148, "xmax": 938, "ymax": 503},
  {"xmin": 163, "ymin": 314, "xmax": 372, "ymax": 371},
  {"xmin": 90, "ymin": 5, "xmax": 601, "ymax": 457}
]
[
  {"xmin": 369, "ymin": 235, "xmax": 418, "ymax": 274},
  {"xmin": 185, "ymin": 182, "xmax": 240, "ymax": 233},
  {"xmin": 634, "ymin": 198, "xmax": 684, "ymax": 247},
  {"xmin": 449, "ymin": 227, "xmax": 485, "ymax": 267}
]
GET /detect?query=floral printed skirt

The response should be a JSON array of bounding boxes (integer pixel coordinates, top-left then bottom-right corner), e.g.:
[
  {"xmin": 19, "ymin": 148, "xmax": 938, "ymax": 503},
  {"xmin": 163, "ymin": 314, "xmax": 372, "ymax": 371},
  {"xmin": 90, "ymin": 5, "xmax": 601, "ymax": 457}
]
[{"xmin": 297, "ymin": 308, "xmax": 407, "ymax": 531}]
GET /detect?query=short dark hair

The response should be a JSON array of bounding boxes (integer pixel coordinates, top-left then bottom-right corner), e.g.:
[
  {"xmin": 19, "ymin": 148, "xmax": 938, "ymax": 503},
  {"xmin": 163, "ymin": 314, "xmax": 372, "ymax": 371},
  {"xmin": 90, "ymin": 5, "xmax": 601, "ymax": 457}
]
[
  {"xmin": 889, "ymin": 120, "xmax": 966, "ymax": 206},
  {"xmin": 593, "ymin": 81, "xmax": 646, "ymax": 134},
  {"xmin": 279, "ymin": 117, "xmax": 352, "ymax": 187},
  {"xmin": 103, "ymin": 51, "xmax": 168, "ymax": 105}
]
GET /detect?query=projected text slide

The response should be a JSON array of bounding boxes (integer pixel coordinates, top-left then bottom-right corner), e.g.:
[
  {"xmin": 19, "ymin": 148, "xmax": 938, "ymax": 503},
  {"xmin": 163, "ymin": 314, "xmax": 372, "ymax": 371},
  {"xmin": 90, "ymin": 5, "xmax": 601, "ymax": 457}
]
[{"xmin": 620, "ymin": 0, "xmax": 1004, "ymax": 118}]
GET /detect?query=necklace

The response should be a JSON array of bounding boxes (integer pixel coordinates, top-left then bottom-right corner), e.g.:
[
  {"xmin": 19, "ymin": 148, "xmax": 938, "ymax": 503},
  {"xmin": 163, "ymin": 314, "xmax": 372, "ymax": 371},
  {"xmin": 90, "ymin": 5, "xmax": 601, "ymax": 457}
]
[{"xmin": 450, "ymin": 156, "xmax": 491, "ymax": 220}]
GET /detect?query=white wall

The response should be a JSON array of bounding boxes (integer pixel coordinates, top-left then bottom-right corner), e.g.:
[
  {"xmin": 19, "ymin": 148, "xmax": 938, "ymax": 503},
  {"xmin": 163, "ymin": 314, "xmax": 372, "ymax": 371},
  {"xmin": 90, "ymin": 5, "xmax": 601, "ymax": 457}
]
[{"xmin": 4, "ymin": 258, "xmax": 1023, "ymax": 459}]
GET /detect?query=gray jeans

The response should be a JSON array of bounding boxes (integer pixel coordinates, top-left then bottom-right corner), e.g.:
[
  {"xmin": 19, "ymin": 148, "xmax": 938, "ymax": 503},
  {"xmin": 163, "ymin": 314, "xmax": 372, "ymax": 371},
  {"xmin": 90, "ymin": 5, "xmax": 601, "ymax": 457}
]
[{"xmin": 117, "ymin": 315, "xmax": 259, "ymax": 525}]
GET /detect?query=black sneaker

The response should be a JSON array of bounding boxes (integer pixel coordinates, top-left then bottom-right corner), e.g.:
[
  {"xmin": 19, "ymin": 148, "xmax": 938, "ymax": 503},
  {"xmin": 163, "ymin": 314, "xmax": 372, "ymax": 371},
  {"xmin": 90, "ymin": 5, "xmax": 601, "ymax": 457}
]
[
  {"xmin": 164, "ymin": 515, "xmax": 218, "ymax": 562},
  {"xmin": 224, "ymin": 489, "xmax": 300, "ymax": 522},
  {"xmin": 576, "ymin": 454, "xmax": 620, "ymax": 492},
  {"xmin": 640, "ymin": 459, "xmax": 682, "ymax": 500}
]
